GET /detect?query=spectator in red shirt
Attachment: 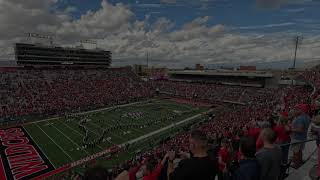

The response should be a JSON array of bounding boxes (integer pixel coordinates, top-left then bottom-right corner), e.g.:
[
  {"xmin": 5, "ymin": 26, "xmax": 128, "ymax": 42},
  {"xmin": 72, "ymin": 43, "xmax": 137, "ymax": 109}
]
[
  {"xmin": 248, "ymin": 122, "xmax": 261, "ymax": 140},
  {"xmin": 256, "ymin": 137, "xmax": 264, "ymax": 152},
  {"xmin": 273, "ymin": 117, "xmax": 291, "ymax": 164},
  {"xmin": 142, "ymin": 153, "xmax": 168, "ymax": 180},
  {"xmin": 224, "ymin": 127, "xmax": 232, "ymax": 138},
  {"xmin": 115, "ymin": 163, "xmax": 143, "ymax": 180},
  {"xmin": 129, "ymin": 164, "xmax": 142, "ymax": 180},
  {"xmin": 281, "ymin": 111, "xmax": 289, "ymax": 118},
  {"xmin": 218, "ymin": 138, "xmax": 231, "ymax": 180}
]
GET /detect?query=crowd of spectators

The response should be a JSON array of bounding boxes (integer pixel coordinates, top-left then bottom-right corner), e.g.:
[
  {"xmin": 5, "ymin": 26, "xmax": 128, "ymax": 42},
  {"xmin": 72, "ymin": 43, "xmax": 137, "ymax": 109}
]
[
  {"xmin": 2, "ymin": 68, "xmax": 309, "ymax": 122},
  {"xmin": 87, "ymin": 100, "xmax": 312, "ymax": 180},
  {"xmin": 84, "ymin": 77, "xmax": 314, "ymax": 180},
  {"xmin": 168, "ymin": 77, "xmax": 264, "ymax": 87},
  {"xmin": 1, "ymin": 66, "xmax": 320, "ymax": 180},
  {"xmin": 300, "ymin": 68, "xmax": 320, "ymax": 99},
  {"xmin": 0, "ymin": 67, "xmax": 152, "ymax": 122},
  {"xmin": 150, "ymin": 81, "xmax": 261, "ymax": 103}
]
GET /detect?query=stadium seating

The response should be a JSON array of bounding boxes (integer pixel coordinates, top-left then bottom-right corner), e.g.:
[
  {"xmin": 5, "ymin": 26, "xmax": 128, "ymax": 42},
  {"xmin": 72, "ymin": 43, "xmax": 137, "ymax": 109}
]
[
  {"xmin": 301, "ymin": 68, "xmax": 320, "ymax": 98},
  {"xmin": 151, "ymin": 81, "xmax": 244, "ymax": 102},
  {"xmin": 107, "ymin": 76, "xmax": 315, "ymax": 179},
  {"xmin": 0, "ymin": 67, "xmax": 152, "ymax": 122},
  {"xmin": 1, "ymin": 65, "xmax": 319, "ymax": 179}
]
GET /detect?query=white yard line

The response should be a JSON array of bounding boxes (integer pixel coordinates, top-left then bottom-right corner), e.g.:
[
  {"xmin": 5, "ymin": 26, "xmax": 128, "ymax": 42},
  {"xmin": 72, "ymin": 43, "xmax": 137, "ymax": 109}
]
[
  {"xmin": 87, "ymin": 128, "xmax": 100, "ymax": 137},
  {"xmin": 61, "ymin": 122, "xmax": 105, "ymax": 151},
  {"xmin": 35, "ymin": 123, "xmax": 74, "ymax": 161},
  {"xmin": 83, "ymin": 124, "xmax": 116, "ymax": 145},
  {"xmin": 89, "ymin": 121, "xmax": 127, "ymax": 141},
  {"xmin": 130, "ymin": 125, "xmax": 146, "ymax": 134},
  {"xmin": 120, "ymin": 110, "xmax": 212, "ymax": 146},
  {"xmin": 23, "ymin": 127, "xmax": 57, "ymax": 169},
  {"xmin": 20, "ymin": 100, "xmax": 210, "ymax": 171},
  {"xmin": 51, "ymin": 123, "xmax": 90, "ymax": 155},
  {"xmin": 26, "ymin": 101, "xmax": 145, "ymax": 125},
  {"xmin": 60, "ymin": 121, "xmax": 83, "ymax": 136},
  {"xmin": 105, "ymin": 114, "xmax": 145, "ymax": 134},
  {"xmin": 68, "ymin": 110, "xmax": 212, "ymax": 168}
]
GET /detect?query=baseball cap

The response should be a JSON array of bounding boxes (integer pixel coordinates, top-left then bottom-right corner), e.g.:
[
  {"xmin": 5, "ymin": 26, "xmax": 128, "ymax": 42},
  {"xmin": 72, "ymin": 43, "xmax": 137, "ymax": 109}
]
[{"xmin": 294, "ymin": 104, "xmax": 309, "ymax": 113}]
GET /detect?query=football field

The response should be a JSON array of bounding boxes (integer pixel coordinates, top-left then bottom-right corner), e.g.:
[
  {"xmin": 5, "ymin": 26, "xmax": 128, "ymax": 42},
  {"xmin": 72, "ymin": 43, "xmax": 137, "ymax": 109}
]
[{"xmin": 22, "ymin": 99, "xmax": 209, "ymax": 169}]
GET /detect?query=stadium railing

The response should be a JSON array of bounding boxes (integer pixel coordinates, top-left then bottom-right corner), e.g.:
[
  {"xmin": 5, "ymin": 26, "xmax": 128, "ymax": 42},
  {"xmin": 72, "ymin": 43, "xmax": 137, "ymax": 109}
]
[{"xmin": 279, "ymin": 138, "xmax": 317, "ymax": 180}]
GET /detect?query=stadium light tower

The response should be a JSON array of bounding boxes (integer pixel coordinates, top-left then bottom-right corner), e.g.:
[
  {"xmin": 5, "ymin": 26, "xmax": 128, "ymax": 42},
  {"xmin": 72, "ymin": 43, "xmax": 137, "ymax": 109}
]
[
  {"xmin": 80, "ymin": 39, "xmax": 98, "ymax": 49},
  {"xmin": 27, "ymin": 33, "xmax": 54, "ymax": 45},
  {"xmin": 292, "ymin": 36, "xmax": 302, "ymax": 69},
  {"xmin": 144, "ymin": 34, "xmax": 156, "ymax": 67}
]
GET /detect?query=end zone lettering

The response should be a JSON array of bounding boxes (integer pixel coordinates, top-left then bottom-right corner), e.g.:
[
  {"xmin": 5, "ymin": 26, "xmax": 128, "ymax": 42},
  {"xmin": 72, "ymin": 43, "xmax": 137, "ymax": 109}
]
[{"xmin": 0, "ymin": 127, "xmax": 54, "ymax": 180}]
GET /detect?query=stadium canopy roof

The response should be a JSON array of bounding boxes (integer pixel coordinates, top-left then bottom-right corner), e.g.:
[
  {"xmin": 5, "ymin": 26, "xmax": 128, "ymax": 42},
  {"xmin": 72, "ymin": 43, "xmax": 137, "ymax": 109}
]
[{"xmin": 169, "ymin": 70, "xmax": 273, "ymax": 78}]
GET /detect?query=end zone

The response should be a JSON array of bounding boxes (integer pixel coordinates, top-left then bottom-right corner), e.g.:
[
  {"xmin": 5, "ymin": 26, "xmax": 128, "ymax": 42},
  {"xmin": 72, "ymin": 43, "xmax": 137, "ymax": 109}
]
[{"xmin": 0, "ymin": 127, "xmax": 55, "ymax": 180}]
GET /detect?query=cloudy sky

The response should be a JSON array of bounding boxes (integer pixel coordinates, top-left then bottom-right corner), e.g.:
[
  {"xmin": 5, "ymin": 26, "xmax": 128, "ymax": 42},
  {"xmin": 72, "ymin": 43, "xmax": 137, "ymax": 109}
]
[{"xmin": 0, "ymin": 0, "xmax": 320, "ymax": 68}]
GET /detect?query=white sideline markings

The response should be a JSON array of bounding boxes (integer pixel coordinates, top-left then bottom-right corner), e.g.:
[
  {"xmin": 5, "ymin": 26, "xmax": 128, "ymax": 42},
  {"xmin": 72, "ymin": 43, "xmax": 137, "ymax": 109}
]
[
  {"xmin": 23, "ymin": 126, "xmax": 57, "ymax": 169},
  {"xmin": 35, "ymin": 123, "xmax": 74, "ymax": 161},
  {"xmin": 23, "ymin": 100, "xmax": 210, "ymax": 169},
  {"xmin": 64, "ymin": 110, "xmax": 212, "ymax": 169},
  {"xmin": 119, "ymin": 110, "xmax": 212, "ymax": 147},
  {"xmin": 51, "ymin": 123, "xmax": 90, "ymax": 155}
]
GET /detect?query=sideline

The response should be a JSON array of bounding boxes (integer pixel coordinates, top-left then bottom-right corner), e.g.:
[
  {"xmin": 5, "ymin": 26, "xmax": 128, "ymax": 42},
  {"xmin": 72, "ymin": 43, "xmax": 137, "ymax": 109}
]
[
  {"xmin": 119, "ymin": 110, "xmax": 212, "ymax": 147},
  {"xmin": 68, "ymin": 109, "xmax": 212, "ymax": 168},
  {"xmin": 25, "ymin": 100, "xmax": 147, "ymax": 125}
]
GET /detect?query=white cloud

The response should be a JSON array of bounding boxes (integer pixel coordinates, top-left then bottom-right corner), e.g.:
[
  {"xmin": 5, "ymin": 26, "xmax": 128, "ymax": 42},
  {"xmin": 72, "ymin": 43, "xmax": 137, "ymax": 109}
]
[
  {"xmin": 64, "ymin": 6, "xmax": 77, "ymax": 13},
  {"xmin": 285, "ymin": 8, "xmax": 305, "ymax": 13},
  {"xmin": 152, "ymin": 18, "xmax": 175, "ymax": 34},
  {"xmin": 0, "ymin": 0, "xmax": 134, "ymax": 56},
  {"xmin": 56, "ymin": 1, "xmax": 134, "ymax": 41},
  {"xmin": 236, "ymin": 22, "xmax": 296, "ymax": 30},
  {"xmin": 256, "ymin": 0, "xmax": 312, "ymax": 9},
  {"xmin": 135, "ymin": 3, "xmax": 162, "ymax": 8},
  {"xmin": 160, "ymin": 0, "xmax": 177, "ymax": 4},
  {"xmin": 0, "ymin": 0, "xmax": 320, "ymax": 69}
]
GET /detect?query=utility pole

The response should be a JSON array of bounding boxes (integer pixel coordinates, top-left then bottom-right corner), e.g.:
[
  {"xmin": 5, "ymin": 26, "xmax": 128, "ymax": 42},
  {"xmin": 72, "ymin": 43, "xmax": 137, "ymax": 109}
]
[{"xmin": 293, "ymin": 36, "xmax": 302, "ymax": 69}]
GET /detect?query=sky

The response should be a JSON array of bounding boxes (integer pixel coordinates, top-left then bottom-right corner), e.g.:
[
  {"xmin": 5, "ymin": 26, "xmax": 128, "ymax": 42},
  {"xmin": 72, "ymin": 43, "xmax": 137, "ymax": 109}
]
[{"xmin": 0, "ymin": 0, "xmax": 320, "ymax": 68}]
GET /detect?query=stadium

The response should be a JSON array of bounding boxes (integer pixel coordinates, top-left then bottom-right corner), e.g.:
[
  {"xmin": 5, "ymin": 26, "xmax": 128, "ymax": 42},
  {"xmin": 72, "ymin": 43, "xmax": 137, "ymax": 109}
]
[
  {"xmin": 0, "ymin": 43, "xmax": 217, "ymax": 179},
  {"xmin": 1, "ymin": 1, "xmax": 320, "ymax": 180},
  {"xmin": 0, "ymin": 40, "xmax": 319, "ymax": 180}
]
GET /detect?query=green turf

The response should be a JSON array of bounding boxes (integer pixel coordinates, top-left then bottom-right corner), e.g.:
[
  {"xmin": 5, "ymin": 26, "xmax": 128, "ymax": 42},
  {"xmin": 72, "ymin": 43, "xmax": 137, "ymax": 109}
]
[{"xmin": 23, "ymin": 99, "xmax": 209, "ymax": 168}]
